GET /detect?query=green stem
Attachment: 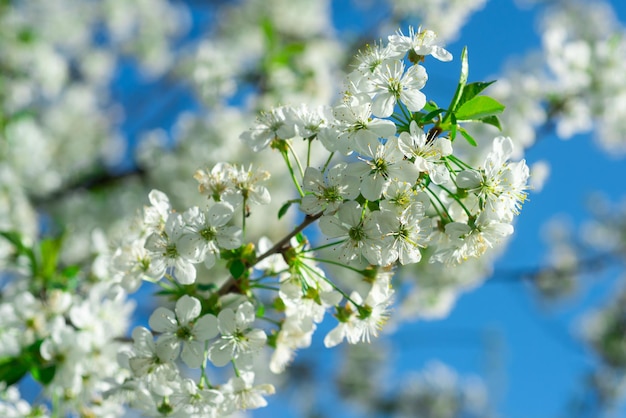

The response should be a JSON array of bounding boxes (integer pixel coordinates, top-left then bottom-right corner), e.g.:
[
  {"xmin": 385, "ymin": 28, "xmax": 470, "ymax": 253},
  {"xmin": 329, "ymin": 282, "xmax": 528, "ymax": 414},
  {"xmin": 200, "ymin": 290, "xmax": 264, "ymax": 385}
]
[
  {"xmin": 439, "ymin": 184, "xmax": 473, "ymax": 218},
  {"xmin": 302, "ymin": 255, "xmax": 367, "ymax": 275},
  {"xmin": 199, "ymin": 341, "xmax": 213, "ymax": 389},
  {"xmin": 322, "ymin": 151, "xmax": 335, "ymax": 172},
  {"xmin": 300, "ymin": 261, "xmax": 362, "ymax": 307},
  {"xmin": 446, "ymin": 155, "xmax": 473, "ymax": 170},
  {"xmin": 306, "ymin": 138, "xmax": 313, "ymax": 168},
  {"xmin": 302, "ymin": 239, "xmax": 347, "ymax": 253},
  {"xmin": 424, "ymin": 185, "xmax": 453, "ymax": 222},
  {"xmin": 231, "ymin": 360, "xmax": 240, "ymax": 378},
  {"xmin": 163, "ymin": 273, "xmax": 180, "ymax": 288},
  {"xmin": 251, "ymin": 284, "xmax": 280, "ymax": 291},
  {"xmin": 389, "ymin": 112, "xmax": 407, "ymax": 125},
  {"xmin": 250, "ymin": 271, "xmax": 288, "ymax": 283},
  {"xmin": 398, "ymin": 101, "xmax": 412, "ymax": 124},
  {"xmin": 286, "ymin": 141, "xmax": 305, "ymax": 178},
  {"xmin": 241, "ymin": 197, "xmax": 247, "ymax": 240},
  {"xmin": 281, "ymin": 149, "xmax": 305, "ymax": 197}
]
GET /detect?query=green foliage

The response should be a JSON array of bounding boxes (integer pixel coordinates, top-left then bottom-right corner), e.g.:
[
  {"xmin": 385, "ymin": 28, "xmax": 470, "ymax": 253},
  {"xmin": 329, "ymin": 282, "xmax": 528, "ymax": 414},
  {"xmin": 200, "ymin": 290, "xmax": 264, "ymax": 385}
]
[
  {"xmin": 222, "ymin": 243, "xmax": 256, "ymax": 280},
  {"xmin": 278, "ymin": 200, "xmax": 295, "ymax": 219},
  {"xmin": 0, "ymin": 340, "xmax": 56, "ymax": 387},
  {"xmin": 455, "ymin": 96, "xmax": 505, "ymax": 121},
  {"xmin": 0, "ymin": 355, "xmax": 30, "ymax": 386},
  {"xmin": 437, "ymin": 47, "xmax": 504, "ymax": 146},
  {"xmin": 229, "ymin": 259, "xmax": 247, "ymax": 279}
]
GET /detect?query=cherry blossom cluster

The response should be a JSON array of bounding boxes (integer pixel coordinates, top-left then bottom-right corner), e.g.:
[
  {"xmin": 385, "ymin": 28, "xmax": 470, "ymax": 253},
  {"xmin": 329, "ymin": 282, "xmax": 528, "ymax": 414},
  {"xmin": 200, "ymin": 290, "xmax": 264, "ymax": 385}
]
[
  {"xmin": 106, "ymin": 26, "xmax": 530, "ymax": 416},
  {"xmin": 0, "ymin": 240, "xmax": 135, "ymax": 417}
]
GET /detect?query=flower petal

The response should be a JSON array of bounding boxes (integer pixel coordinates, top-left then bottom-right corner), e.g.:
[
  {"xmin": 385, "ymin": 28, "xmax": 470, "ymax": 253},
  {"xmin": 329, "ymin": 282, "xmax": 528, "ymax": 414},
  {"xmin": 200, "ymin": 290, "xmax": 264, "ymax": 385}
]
[
  {"xmin": 175, "ymin": 295, "xmax": 201, "ymax": 325},
  {"xmin": 149, "ymin": 307, "xmax": 178, "ymax": 333}
]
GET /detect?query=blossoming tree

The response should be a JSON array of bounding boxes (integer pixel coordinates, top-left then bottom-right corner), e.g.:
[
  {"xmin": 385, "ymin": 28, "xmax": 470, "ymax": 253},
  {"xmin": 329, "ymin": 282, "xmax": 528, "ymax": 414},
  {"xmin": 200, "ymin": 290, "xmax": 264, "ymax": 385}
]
[{"xmin": 0, "ymin": 0, "xmax": 625, "ymax": 417}]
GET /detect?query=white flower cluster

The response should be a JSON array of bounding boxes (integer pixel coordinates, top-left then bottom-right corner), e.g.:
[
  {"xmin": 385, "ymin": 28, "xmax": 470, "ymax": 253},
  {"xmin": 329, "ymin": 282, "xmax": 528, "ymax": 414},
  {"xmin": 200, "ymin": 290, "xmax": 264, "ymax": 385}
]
[
  {"xmin": 104, "ymin": 26, "xmax": 531, "ymax": 416},
  {"xmin": 240, "ymin": 26, "xmax": 529, "ymax": 267},
  {"xmin": 0, "ymin": 271, "xmax": 134, "ymax": 416},
  {"xmin": 116, "ymin": 296, "xmax": 273, "ymax": 416}
]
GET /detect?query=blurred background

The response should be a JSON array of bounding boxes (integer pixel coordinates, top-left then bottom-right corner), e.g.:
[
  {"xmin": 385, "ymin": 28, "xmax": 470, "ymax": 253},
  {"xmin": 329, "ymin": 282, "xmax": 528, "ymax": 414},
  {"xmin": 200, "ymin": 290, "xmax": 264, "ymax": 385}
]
[{"xmin": 2, "ymin": 0, "xmax": 626, "ymax": 417}]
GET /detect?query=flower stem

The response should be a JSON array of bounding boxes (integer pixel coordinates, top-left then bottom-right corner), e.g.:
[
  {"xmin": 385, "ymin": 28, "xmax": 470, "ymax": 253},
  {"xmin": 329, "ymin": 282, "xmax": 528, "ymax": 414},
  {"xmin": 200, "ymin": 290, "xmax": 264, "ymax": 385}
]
[
  {"xmin": 286, "ymin": 141, "xmax": 305, "ymax": 178},
  {"xmin": 300, "ymin": 261, "xmax": 361, "ymax": 307},
  {"xmin": 439, "ymin": 183, "xmax": 473, "ymax": 218},
  {"xmin": 306, "ymin": 138, "xmax": 313, "ymax": 168},
  {"xmin": 322, "ymin": 151, "xmax": 335, "ymax": 172},
  {"xmin": 302, "ymin": 239, "xmax": 346, "ymax": 253},
  {"xmin": 281, "ymin": 149, "xmax": 305, "ymax": 197},
  {"xmin": 424, "ymin": 185, "xmax": 453, "ymax": 222},
  {"xmin": 302, "ymin": 255, "xmax": 367, "ymax": 275}
]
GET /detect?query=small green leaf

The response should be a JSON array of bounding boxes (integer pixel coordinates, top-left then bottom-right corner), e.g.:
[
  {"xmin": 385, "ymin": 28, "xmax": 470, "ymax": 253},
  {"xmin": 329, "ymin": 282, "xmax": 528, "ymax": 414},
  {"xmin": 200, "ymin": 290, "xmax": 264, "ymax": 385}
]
[
  {"xmin": 197, "ymin": 283, "xmax": 217, "ymax": 292},
  {"xmin": 419, "ymin": 108, "xmax": 446, "ymax": 125},
  {"xmin": 261, "ymin": 18, "xmax": 276, "ymax": 48},
  {"xmin": 459, "ymin": 128, "xmax": 478, "ymax": 147},
  {"xmin": 154, "ymin": 289, "xmax": 177, "ymax": 296},
  {"xmin": 256, "ymin": 304, "xmax": 265, "ymax": 318},
  {"xmin": 422, "ymin": 101, "xmax": 439, "ymax": 113},
  {"xmin": 457, "ymin": 81, "xmax": 496, "ymax": 109},
  {"xmin": 61, "ymin": 265, "xmax": 80, "ymax": 278},
  {"xmin": 0, "ymin": 356, "xmax": 29, "ymax": 386},
  {"xmin": 31, "ymin": 364, "xmax": 56, "ymax": 385},
  {"xmin": 278, "ymin": 201, "xmax": 293, "ymax": 219},
  {"xmin": 480, "ymin": 115, "xmax": 503, "ymax": 131},
  {"xmin": 455, "ymin": 96, "xmax": 505, "ymax": 121},
  {"xmin": 446, "ymin": 46, "xmax": 469, "ymax": 119},
  {"xmin": 229, "ymin": 260, "xmax": 247, "ymax": 279},
  {"xmin": 39, "ymin": 237, "xmax": 63, "ymax": 280},
  {"xmin": 0, "ymin": 230, "xmax": 37, "ymax": 273},
  {"xmin": 0, "ymin": 231, "xmax": 24, "ymax": 249}
]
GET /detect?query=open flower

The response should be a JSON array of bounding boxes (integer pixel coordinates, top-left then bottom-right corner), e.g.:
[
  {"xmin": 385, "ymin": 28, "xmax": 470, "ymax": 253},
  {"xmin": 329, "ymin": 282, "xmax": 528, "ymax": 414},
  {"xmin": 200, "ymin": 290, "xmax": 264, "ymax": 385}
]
[
  {"xmin": 149, "ymin": 295, "xmax": 218, "ymax": 368},
  {"xmin": 300, "ymin": 163, "xmax": 359, "ymax": 215},
  {"xmin": 145, "ymin": 213, "xmax": 205, "ymax": 284},
  {"xmin": 208, "ymin": 302, "xmax": 266, "ymax": 367}
]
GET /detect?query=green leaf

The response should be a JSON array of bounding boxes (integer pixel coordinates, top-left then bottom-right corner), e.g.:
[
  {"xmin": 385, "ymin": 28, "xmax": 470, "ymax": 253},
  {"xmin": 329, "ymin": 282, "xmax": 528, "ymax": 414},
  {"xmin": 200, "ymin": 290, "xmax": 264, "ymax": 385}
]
[
  {"xmin": 422, "ymin": 101, "xmax": 439, "ymax": 113},
  {"xmin": 39, "ymin": 237, "xmax": 63, "ymax": 280},
  {"xmin": 31, "ymin": 364, "xmax": 56, "ymax": 385},
  {"xmin": 0, "ymin": 230, "xmax": 37, "ymax": 273},
  {"xmin": 61, "ymin": 265, "xmax": 80, "ymax": 278},
  {"xmin": 419, "ymin": 108, "xmax": 446, "ymax": 125},
  {"xmin": 480, "ymin": 115, "xmax": 503, "ymax": 130},
  {"xmin": 455, "ymin": 96, "xmax": 505, "ymax": 121},
  {"xmin": 278, "ymin": 201, "xmax": 293, "ymax": 219},
  {"xmin": 196, "ymin": 282, "xmax": 217, "ymax": 292},
  {"xmin": 256, "ymin": 304, "xmax": 265, "ymax": 318},
  {"xmin": 229, "ymin": 260, "xmax": 247, "ymax": 279},
  {"xmin": 459, "ymin": 128, "xmax": 478, "ymax": 147},
  {"xmin": 456, "ymin": 81, "xmax": 496, "ymax": 109},
  {"xmin": 261, "ymin": 18, "xmax": 276, "ymax": 48},
  {"xmin": 0, "ymin": 231, "xmax": 24, "ymax": 249},
  {"xmin": 445, "ymin": 46, "xmax": 469, "ymax": 121},
  {"xmin": 0, "ymin": 356, "xmax": 29, "ymax": 386},
  {"xmin": 154, "ymin": 289, "xmax": 177, "ymax": 296}
]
